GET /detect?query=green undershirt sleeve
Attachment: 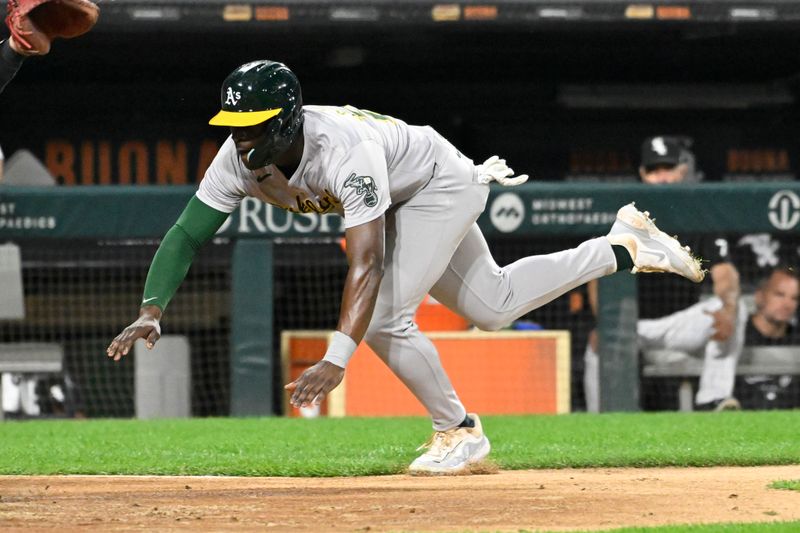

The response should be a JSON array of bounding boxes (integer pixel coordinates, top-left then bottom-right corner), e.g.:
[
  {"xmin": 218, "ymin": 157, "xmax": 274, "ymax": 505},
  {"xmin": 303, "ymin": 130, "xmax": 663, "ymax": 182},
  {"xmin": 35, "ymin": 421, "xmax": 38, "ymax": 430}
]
[{"xmin": 141, "ymin": 195, "xmax": 230, "ymax": 311}]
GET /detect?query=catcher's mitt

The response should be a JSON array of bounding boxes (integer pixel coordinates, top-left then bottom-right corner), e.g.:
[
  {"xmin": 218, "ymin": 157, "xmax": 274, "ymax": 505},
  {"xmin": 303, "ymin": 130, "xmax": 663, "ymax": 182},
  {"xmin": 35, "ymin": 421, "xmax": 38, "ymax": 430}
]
[{"xmin": 5, "ymin": 0, "xmax": 99, "ymax": 55}]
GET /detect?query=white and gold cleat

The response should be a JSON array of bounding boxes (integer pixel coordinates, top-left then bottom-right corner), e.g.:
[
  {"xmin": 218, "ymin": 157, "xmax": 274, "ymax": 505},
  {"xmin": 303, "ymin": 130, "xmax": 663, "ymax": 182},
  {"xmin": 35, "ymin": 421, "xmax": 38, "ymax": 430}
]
[
  {"xmin": 607, "ymin": 203, "xmax": 705, "ymax": 283},
  {"xmin": 408, "ymin": 413, "xmax": 491, "ymax": 475}
]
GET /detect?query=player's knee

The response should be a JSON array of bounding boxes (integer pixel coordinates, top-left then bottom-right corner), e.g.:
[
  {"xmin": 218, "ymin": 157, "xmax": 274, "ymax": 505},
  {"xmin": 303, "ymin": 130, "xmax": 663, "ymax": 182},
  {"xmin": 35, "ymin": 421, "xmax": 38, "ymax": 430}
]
[
  {"xmin": 364, "ymin": 323, "xmax": 384, "ymax": 346},
  {"xmin": 364, "ymin": 318, "xmax": 412, "ymax": 345},
  {"xmin": 470, "ymin": 314, "xmax": 509, "ymax": 332}
]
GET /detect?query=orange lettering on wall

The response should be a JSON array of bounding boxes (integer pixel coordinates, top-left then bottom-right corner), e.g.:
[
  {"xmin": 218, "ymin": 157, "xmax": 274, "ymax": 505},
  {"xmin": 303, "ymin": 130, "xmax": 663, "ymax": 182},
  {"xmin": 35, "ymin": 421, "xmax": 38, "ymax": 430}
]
[
  {"xmin": 727, "ymin": 150, "xmax": 739, "ymax": 172},
  {"xmin": 777, "ymin": 150, "xmax": 789, "ymax": 171},
  {"xmin": 80, "ymin": 142, "xmax": 94, "ymax": 185},
  {"xmin": 569, "ymin": 149, "xmax": 633, "ymax": 174},
  {"xmin": 196, "ymin": 140, "xmax": 220, "ymax": 181},
  {"xmin": 118, "ymin": 141, "xmax": 149, "ymax": 184},
  {"xmin": 156, "ymin": 140, "xmax": 188, "ymax": 184},
  {"xmin": 98, "ymin": 141, "xmax": 112, "ymax": 185},
  {"xmin": 45, "ymin": 141, "xmax": 76, "ymax": 185},
  {"xmin": 727, "ymin": 148, "xmax": 790, "ymax": 174}
]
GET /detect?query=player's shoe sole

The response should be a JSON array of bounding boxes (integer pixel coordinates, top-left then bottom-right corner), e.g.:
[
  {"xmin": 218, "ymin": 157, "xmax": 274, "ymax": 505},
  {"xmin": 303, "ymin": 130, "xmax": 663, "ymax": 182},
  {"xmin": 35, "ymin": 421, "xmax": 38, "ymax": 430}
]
[
  {"xmin": 408, "ymin": 413, "xmax": 491, "ymax": 475},
  {"xmin": 608, "ymin": 203, "xmax": 705, "ymax": 283}
]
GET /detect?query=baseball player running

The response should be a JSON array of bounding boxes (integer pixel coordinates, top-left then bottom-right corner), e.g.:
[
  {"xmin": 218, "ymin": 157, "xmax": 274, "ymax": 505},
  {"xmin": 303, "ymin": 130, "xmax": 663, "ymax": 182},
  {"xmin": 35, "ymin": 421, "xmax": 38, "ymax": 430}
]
[{"xmin": 107, "ymin": 60, "xmax": 704, "ymax": 474}]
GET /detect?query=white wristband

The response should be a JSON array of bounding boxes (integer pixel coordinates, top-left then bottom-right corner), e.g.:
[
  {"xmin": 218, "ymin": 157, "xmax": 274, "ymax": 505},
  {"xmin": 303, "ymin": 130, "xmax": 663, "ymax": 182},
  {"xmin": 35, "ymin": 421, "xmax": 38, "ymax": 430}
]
[
  {"xmin": 133, "ymin": 314, "xmax": 161, "ymax": 336},
  {"xmin": 323, "ymin": 331, "xmax": 358, "ymax": 369}
]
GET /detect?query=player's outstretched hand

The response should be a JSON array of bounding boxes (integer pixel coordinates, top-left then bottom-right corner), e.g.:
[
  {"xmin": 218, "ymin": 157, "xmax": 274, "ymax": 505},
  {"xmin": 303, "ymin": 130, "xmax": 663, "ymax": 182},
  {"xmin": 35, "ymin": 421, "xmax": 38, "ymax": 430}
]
[
  {"xmin": 285, "ymin": 360, "xmax": 345, "ymax": 408},
  {"xmin": 106, "ymin": 306, "xmax": 162, "ymax": 361}
]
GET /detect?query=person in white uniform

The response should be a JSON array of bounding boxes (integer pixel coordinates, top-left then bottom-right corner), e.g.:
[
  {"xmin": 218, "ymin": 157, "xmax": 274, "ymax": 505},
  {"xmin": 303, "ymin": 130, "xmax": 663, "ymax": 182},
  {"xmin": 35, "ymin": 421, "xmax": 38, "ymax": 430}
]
[{"xmin": 107, "ymin": 61, "xmax": 704, "ymax": 474}]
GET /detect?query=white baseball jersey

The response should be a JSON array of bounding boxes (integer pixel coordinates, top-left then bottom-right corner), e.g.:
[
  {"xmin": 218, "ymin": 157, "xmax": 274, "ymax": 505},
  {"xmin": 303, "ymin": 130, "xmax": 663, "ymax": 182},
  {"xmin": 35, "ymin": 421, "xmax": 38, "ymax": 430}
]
[
  {"xmin": 197, "ymin": 103, "xmax": 623, "ymax": 434},
  {"xmin": 197, "ymin": 105, "xmax": 443, "ymax": 228}
]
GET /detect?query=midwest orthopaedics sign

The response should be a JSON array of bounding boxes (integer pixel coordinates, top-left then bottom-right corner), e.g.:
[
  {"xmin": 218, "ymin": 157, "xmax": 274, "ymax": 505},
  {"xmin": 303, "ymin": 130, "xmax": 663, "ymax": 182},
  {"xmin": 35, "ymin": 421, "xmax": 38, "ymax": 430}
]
[
  {"xmin": 0, "ymin": 202, "xmax": 57, "ymax": 230},
  {"xmin": 1, "ymin": 183, "xmax": 798, "ymax": 239},
  {"xmin": 530, "ymin": 197, "xmax": 616, "ymax": 227}
]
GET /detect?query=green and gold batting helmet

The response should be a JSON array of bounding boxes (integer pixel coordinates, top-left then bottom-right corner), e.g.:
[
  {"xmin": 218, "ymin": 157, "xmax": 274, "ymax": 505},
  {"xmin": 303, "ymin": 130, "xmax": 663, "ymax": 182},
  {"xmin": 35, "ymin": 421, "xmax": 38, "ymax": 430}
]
[{"xmin": 209, "ymin": 60, "xmax": 304, "ymax": 169}]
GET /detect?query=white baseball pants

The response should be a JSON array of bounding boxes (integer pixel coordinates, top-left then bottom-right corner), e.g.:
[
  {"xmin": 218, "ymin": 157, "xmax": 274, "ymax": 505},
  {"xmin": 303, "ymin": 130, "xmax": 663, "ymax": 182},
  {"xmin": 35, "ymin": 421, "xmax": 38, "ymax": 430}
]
[
  {"xmin": 583, "ymin": 296, "xmax": 749, "ymax": 411},
  {"xmin": 363, "ymin": 139, "xmax": 617, "ymax": 430}
]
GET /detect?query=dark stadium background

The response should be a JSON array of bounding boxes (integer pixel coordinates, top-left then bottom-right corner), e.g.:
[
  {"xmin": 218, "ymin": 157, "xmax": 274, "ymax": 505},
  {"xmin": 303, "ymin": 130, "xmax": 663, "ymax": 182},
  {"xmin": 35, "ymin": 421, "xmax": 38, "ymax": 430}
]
[{"xmin": 3, "ymin": 2, "xmax": 800, "ymax": 184}]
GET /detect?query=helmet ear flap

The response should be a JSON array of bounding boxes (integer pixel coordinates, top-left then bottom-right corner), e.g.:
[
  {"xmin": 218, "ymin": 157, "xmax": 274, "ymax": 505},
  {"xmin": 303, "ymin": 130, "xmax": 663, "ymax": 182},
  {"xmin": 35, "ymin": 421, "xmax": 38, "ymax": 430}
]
[
  {"xmin": 243, "ymin": 143, "xmax": 274, "ymax": 171},
  {"xmin": 243, "ymin": 118, "xmax": 284, "ymax": 170},
  {"xmin": 244, "ymin": 103, "xmax": 304, "ymax": 170}
]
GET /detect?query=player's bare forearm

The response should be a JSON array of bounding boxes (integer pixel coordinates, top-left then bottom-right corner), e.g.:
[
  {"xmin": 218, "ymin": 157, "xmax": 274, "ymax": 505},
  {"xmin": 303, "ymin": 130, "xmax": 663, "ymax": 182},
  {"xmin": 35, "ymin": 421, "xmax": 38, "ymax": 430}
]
[
  {"xmin": 284, "ymin": 216, "xmax": 384, "ymax": 408},
  {"xmin": 338, "ymin": 215, "xmax": 386, "ymax": 343},
  {"xmin": 338, "ymin": 262, "xmax": 383, "ymax": 342},
  {"xmin": 587, "ymin": 279, "xmax": 599, "ymax": 317},
  {"xmin": 706, "ymin": 262, "xmax": 741, "ymax": 341},
  {"xmin": 710, "ymin": 262, "xmax": 741, "ymax": 310}
]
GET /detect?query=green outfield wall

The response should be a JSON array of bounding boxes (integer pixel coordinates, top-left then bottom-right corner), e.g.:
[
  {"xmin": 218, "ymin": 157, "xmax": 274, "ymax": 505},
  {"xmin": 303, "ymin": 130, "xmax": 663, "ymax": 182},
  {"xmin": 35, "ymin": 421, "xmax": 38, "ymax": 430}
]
[
  {"xmin": 2, "ymin": 182, "xmax": 799, "ymax": 413},
  {"xmin": 3, "ymin": 182, "xmax": 800, "ymax": 239}
]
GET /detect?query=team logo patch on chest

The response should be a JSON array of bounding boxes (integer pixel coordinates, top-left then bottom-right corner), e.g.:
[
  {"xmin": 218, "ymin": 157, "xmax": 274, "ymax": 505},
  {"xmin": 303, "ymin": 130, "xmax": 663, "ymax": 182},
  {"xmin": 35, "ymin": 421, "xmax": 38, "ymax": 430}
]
[{"xmin": 344, "ymin": 173, "xmax": 379, "ymax": 207}]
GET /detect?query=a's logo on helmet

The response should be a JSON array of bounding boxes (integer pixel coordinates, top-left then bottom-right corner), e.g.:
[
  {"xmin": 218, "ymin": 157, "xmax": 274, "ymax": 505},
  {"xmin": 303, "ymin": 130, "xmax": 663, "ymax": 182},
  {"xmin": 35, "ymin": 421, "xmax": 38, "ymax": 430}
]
[
  {"xmin": 225, "ymin": 87, "xmax": 242, "ymax": 106},
  {"xmin": 344, "ymin": 173, "xmax": 379, "ymax": 207}
]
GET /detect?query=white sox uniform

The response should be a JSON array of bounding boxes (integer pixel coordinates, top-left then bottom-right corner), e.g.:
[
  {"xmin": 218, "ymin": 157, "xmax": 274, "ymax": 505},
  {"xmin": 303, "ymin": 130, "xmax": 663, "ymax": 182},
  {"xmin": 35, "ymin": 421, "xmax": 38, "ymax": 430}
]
[{"xmin": 198, "ymin": 104, "xmax": 617, "ymax": 430}]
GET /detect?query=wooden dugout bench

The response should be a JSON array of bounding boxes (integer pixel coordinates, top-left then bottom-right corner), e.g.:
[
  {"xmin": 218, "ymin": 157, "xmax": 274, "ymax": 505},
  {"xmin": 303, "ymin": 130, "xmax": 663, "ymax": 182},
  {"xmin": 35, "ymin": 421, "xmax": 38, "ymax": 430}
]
[{"xmin": 281, "ymin": 330, "xmax": 571, "ymax": 418}]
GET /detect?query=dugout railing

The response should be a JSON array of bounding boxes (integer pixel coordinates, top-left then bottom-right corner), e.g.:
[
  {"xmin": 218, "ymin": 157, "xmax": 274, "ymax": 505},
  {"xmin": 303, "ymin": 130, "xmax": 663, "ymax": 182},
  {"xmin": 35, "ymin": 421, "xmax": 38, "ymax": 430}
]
[{"xmin": 1, "ymin": 182, "xmax": 799, "ymax": 415}]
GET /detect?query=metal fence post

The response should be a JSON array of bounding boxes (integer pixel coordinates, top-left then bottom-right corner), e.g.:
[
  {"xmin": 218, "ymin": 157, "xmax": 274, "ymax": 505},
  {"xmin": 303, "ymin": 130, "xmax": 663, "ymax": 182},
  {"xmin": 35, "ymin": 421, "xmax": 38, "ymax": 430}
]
[
  {"xmin": 598, "ymin": 272, "xmax": 639, "ymax": 411},
  {"xmin": 230, "ymin": 238, "xmax": 274, "ymax": 416}
]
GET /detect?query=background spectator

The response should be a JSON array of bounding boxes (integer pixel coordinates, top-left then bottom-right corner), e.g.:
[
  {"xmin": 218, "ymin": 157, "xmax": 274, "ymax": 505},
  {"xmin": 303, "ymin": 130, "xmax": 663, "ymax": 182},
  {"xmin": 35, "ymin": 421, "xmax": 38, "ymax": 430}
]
[{"xmin": 734, "ymin": 267, "xmax": 800, "ymax": 409}]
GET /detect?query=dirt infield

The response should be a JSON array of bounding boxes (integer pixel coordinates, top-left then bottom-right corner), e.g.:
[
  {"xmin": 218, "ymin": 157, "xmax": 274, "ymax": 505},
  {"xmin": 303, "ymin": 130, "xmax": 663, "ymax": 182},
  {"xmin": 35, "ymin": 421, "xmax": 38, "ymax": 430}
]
[{"xmin": 1, "ymin": 466, "xmax": 798, "ymax": 531}]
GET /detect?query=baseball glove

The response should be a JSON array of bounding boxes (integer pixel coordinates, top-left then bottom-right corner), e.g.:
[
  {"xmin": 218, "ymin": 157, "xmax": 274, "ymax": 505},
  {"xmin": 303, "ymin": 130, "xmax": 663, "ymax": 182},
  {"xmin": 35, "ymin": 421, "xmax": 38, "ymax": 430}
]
[{"xmin": 5, "ymin": 0, "xmax": 99, "ymax": 55}]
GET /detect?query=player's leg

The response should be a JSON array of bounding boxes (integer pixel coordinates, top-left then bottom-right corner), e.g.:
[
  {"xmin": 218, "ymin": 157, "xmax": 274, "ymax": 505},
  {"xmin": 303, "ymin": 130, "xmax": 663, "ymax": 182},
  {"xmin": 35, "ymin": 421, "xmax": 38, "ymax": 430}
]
[
  {"xmin": 587, "ymin": 301, "xmax": 719, "ymax": 412},
  {"xmin": 363, "ymin": 151, "xmax": 487, "ymax": 432},
  {"xmin": 637, "ymin": 298, "xmax": 719, "ymax": 354},
  {"xmin": 695, "ymin": 300, "xmax": 748, "ymax": 409},
  {"xmin": 583, "ymin": 341, "xmax": 600, "ymax": 412},
  {"xmin": 429, "ymin": 224, "xmax": 616, "ymax": 331},
  {"xmin": 363, "ymin": 149, "xmax": 492, "ymax": 474},
  {"xmin": 430, "ymin": 203, "xmax": 703, "ymax": 332}
]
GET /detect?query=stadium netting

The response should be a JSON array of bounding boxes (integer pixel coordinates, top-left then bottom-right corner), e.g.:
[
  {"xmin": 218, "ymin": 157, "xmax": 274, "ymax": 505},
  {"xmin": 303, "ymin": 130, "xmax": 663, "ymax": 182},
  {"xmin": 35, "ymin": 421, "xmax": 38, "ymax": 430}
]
[{"xmin": 1, "ymin": 233, "xmax": 798, "ymax": 417}]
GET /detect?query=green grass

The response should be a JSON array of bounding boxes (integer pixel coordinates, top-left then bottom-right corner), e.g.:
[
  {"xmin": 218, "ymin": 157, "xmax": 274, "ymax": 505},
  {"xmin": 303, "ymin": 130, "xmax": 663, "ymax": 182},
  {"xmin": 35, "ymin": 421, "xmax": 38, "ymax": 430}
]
[
  {"xmin": 0, "ymin": 411, "xmax": 798, "ymax": 476},
  {"xmin": 769, "ymin": 479, "xmax": 800, "ymax": 492},
  {"xmin": 558, "ymin": 521, "xmax": 800, "ymax": 533}
]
